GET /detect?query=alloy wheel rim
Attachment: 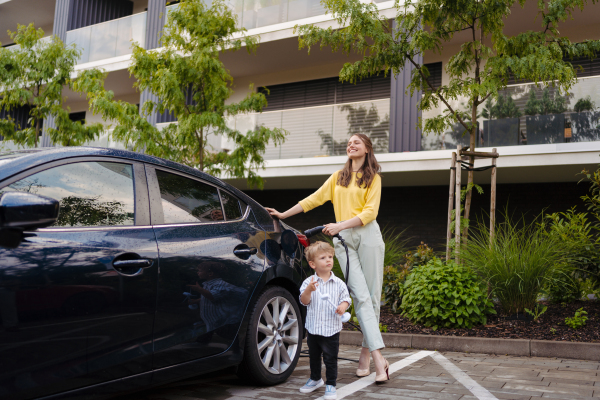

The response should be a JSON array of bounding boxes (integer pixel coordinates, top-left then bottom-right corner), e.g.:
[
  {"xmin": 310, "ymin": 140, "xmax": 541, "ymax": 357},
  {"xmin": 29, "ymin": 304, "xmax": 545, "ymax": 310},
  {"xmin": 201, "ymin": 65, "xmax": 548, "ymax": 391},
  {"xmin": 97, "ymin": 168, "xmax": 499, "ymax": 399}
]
[{"xmin": 256, "ymin": 296, "xmax": 299, "ymax": 374}]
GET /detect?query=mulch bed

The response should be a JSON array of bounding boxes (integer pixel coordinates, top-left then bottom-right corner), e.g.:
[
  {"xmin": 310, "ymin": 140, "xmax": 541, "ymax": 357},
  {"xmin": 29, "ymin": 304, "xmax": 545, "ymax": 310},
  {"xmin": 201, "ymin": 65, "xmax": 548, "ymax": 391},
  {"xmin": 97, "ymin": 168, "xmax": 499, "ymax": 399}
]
[{"xmin": 344, "ymin": 300, "xmax": 600, "ymax": 343}]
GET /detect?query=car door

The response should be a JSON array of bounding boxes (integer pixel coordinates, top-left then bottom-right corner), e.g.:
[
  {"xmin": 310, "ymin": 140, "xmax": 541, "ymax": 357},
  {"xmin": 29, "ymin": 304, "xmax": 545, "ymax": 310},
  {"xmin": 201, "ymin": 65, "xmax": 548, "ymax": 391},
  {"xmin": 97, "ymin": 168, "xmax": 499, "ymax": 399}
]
[
  {"xmin": 146, "ymin": 166, "xmax": 264, "ymax": 369},
  {"xmin": 0, "ymin": 159, "xmax": 158, "ymax": 399}
]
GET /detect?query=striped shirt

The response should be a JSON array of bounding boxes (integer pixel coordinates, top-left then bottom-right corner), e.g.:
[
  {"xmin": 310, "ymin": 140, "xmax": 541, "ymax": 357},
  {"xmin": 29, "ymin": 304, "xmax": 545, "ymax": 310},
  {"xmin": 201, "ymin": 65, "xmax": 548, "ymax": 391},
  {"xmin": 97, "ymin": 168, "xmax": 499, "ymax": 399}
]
[{"xmin": 299, "ymin": 272, "xmax": 352, "ymax": 337}]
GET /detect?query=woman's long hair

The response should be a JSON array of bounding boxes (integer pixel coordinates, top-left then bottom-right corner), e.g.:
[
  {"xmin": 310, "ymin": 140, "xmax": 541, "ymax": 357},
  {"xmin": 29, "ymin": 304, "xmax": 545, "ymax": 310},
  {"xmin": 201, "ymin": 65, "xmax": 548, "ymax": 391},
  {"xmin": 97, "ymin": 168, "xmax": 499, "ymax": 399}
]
[{"xmin": 337, "ymin": 133, "xmax": 381, "ymax": 188}]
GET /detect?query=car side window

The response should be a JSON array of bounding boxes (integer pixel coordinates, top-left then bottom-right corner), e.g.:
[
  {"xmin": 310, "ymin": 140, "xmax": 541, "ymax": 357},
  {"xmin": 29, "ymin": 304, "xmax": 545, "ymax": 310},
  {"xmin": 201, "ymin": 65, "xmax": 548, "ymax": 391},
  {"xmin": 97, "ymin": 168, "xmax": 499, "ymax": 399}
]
[
  {"xmin": 155, "ymin": 170, "xmax": 224, "ymax": 224},
  {"xmin": 0, "ymin": 161, "xmax": 135, "ymax": 227},
  {"xmin": 220, "ymin": 191, "xmax": 242, "ymax": 220}
]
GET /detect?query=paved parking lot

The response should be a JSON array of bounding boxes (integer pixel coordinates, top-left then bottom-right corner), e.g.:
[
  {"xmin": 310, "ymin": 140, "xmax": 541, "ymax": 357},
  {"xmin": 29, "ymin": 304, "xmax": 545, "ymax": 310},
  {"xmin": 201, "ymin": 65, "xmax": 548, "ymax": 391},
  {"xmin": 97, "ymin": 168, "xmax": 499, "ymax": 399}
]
[{"xmin": 121, "ymin": 344, "xmax": 600, "ymax": 400}]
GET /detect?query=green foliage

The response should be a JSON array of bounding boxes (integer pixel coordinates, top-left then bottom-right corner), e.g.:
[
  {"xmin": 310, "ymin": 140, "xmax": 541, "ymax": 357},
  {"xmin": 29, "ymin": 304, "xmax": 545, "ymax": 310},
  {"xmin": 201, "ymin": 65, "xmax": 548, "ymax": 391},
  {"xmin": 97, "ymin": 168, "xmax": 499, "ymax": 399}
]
[
  {"xmin": 524, "ymin": 304, "xmax": 547, "ymax": 321},
  {"xmin": 73, "ymin": 0, "xmax": 286, "ymax": 189},
  {"xmin": 0, "ymin": 24, "xmax": 104, "ymax": 147},
  {"xmin": 461, "ymin": 215, "xmax": 572, "ymax": 314},
  {"xmin": 402, "ymin": 242, "xmax": 436, "ymax": 270},
  {"xmin": 541, "ymin": 208, "xmax": 599, "ymax": 301},
  {"xmin": 524, "ymin": 88, "xmax": 569, "ymax": 116},
  {"xmin": 383, "ymin": 264, "xmax": 409, "ymax": 313},
  {"xmin": 545, "ymin": 273, "xmax": 583, "ymax": 304},
  {"xmin": 482, "ymin": 94, "xmax": 522, "ymax": 120},
  {"xmin": 401, "ymin": 258, "xmax": 495, "ymax": 330},
  {"xmin": 550, "ymin": 327, "xmax": 557, "ymax": 334},
  {"xmin": 383, "ymin": 242, "xmax": 435, "ymax": 313},
  {"xmin": 565, "ymin": 307, "xmax": 588, "ymax": 329},
  {"xmin": 295, "ymin": 0, "xmax": 600, "ymax": 146},
  {"xmin": 574, "ymin": 96, "xmax": 596, "ymax": 113},
  {"xmin": 581, "ymin": 277, "xmax": 600, "ymax": 300},
  {"xmin": 579, "ymin": 166, "xmax": 600, "ymax": 229},
  {"xmin": 379, "ymin": 323, "xmax": 388, "ymax": 333}
]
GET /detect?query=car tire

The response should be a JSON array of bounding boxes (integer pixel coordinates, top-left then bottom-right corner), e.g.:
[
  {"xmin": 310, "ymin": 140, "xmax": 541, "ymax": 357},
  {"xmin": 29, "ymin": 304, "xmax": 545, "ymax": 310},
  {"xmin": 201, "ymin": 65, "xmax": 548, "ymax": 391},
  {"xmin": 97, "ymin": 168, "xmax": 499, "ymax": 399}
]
[{"xmin": 237, "ymin": 286, "xmax": 302, "ymax": 385}]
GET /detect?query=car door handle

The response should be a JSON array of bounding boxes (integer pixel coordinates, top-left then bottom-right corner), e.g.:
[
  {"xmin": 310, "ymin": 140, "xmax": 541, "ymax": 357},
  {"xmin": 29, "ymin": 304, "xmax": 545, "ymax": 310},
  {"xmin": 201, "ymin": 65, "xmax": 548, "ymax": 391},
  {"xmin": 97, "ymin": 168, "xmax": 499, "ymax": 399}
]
[
  {"xmin": 233, "ymin": 247, "xmax": 257, "ymax": 258},
  {"xmin": 113, "ymin": 259, "xmax": 153, "ymax": 269}
]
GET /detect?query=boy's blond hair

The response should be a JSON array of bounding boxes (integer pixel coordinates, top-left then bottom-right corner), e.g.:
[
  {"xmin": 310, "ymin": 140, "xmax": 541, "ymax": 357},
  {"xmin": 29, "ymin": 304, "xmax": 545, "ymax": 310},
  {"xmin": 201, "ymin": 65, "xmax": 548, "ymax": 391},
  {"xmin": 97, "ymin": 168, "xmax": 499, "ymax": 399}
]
[{"xmin": 304, "ymin": 241, "xmax": 335, "ymax": 262}]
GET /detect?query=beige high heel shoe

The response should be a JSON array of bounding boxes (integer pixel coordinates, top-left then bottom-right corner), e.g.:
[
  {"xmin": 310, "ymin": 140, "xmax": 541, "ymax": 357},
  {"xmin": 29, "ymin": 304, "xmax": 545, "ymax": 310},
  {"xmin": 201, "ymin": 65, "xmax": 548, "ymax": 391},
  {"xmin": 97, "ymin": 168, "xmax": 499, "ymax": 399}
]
[
  {"xmin": 356, "ymin": 366, "xmax": 370, "ymax": 377},
  {"xmin": 375, "ymin": 359, "xmax": 390, "ymax": 383}
]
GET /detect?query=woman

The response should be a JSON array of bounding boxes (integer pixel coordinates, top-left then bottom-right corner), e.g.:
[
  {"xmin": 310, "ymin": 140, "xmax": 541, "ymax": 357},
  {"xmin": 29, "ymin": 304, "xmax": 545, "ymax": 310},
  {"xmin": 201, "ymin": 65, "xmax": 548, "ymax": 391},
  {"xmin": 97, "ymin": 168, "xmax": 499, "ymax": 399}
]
[{"xmin": 266, "ymin": 133, "xmax": 388, "ymax": 383}]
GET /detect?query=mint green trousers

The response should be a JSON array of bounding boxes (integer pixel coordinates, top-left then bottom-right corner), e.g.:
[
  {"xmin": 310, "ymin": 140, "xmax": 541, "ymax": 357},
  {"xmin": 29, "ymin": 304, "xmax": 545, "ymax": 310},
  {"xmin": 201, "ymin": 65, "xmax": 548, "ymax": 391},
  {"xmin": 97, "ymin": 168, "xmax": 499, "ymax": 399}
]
[{"xmin": 334, "ymin": 220, "xmax": 385, "ymax": 352}]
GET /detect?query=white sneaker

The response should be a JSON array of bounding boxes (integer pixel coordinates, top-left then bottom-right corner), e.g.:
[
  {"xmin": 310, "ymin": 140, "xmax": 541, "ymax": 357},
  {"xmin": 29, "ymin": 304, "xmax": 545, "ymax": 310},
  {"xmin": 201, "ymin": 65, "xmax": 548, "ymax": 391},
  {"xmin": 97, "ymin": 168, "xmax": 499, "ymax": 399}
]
[
  {"xmin": 299, "ymin": 378, "xmax": 324, "ymax": 393},
  {"xmin": 324, "ymin": 385, "xmax": 337, "ymax": 399}
]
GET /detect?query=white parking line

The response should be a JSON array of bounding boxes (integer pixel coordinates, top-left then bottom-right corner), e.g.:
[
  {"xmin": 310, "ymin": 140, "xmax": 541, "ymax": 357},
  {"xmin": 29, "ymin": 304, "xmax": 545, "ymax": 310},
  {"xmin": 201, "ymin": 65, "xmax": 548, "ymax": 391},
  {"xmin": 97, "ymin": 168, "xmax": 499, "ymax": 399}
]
[
  {"xmin": 313, "ymin": 351, "xmax": 435, "ymax": 400},
  {"xmin": 431, "ymin": 352, "xmax": 498, "ymax": 400}
]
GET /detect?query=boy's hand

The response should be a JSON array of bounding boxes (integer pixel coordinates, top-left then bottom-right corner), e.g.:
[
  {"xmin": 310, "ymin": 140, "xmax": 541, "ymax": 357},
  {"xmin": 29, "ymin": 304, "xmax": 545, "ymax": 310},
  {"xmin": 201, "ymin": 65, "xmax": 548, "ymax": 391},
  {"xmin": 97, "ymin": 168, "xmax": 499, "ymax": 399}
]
[
  {"xmin": 336, "ymin": 301, "xmax": 349, "ymax": 315},
  {"xmin": 307, "ymin": 276, "xmax": 319, "ymax": 292}
]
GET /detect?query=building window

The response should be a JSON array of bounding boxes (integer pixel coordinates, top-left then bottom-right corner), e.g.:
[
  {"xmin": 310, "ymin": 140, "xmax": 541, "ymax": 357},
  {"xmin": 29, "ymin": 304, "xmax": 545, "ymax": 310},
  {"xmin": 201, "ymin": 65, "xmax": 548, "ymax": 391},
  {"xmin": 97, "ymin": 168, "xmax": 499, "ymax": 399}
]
[
  {"xmin": 423, "ymin": 62, "xmax": 443, "ymax": 91},
  {"xmin": 259, "ymin": 74, "xmax": 391, "ymax": 112}
]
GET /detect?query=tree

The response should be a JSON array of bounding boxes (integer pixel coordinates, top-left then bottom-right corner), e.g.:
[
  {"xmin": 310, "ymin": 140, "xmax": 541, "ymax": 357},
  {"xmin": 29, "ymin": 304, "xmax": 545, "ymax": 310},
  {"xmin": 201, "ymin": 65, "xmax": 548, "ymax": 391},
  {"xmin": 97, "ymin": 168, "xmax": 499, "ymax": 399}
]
[
  {"xmin": 0, "ymin": 24, "xmax": 104, "ymax": 147},
  {"xmin": 74, "ymin": 0, "xmax": 287, "ymax": 189},
  {"xmin": 482, "ymin": 94, "xmax": 522, "ymax": 119},
  {"xmin": 296, "ymin": 0, "xmax": 600, "ymax": 239}
]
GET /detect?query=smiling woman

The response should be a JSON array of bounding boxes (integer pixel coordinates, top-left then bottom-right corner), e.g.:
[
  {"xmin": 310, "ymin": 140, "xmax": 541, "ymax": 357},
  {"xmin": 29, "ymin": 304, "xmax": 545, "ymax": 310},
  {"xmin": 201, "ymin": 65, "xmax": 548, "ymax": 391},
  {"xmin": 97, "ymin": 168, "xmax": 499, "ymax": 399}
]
[{"xmin": 265, "ymin": 133, "xmax": 390, "ymax": 383}]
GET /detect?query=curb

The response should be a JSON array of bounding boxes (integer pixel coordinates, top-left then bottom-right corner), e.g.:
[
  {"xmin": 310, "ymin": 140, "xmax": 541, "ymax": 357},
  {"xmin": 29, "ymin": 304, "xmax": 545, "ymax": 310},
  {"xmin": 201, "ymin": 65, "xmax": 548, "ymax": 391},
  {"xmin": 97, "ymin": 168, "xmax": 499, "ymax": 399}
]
[{"xmin": 339, "ymin": 331, "xmax": 600, "ymax": 361}]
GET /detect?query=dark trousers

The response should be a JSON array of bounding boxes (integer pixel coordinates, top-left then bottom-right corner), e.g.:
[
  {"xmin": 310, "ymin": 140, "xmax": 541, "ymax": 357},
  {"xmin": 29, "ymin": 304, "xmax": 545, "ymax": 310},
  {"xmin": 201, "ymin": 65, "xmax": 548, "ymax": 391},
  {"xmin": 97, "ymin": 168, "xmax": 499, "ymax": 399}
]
[{"xmin": 307, "ymin": 332, "xmax": 340, "ymax": 386}]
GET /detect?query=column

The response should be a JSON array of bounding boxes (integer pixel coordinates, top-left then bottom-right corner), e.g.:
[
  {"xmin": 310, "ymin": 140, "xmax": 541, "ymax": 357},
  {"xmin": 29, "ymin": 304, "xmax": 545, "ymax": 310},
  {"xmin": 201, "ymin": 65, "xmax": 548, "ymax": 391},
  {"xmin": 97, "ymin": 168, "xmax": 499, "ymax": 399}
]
[
  {"xmin": 141, "ymin": 0, "xmax": 167, "ymax": 127},
  {"xmin": 389, "ymin": 21, "xmax": 422, "ymax": 152}
]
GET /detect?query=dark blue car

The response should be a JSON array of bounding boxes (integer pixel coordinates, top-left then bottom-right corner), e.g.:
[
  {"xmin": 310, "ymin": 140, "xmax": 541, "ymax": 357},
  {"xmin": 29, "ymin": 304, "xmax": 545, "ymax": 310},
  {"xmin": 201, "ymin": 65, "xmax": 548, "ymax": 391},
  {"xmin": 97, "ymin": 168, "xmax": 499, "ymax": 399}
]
[{"xmin": 0, "ymin": 147, "xmax": 309, "ymax": 400}]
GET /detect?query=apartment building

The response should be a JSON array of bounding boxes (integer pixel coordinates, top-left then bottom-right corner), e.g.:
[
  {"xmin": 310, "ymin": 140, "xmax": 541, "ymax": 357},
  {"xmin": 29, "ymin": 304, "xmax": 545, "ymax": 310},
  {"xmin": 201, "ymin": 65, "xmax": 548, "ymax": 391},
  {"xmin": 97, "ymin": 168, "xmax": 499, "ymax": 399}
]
[{"xmin": 1, "ymin": 0, "xmax": 599, "ymax": 246}]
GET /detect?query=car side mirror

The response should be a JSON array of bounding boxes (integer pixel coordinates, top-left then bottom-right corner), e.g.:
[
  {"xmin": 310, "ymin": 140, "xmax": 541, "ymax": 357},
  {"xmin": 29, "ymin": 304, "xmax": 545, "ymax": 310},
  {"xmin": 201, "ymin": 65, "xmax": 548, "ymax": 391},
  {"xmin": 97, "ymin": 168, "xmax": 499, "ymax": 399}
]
[{"xmin": 0, "ymin": 192, "xmax": 60, "ymax": 249}]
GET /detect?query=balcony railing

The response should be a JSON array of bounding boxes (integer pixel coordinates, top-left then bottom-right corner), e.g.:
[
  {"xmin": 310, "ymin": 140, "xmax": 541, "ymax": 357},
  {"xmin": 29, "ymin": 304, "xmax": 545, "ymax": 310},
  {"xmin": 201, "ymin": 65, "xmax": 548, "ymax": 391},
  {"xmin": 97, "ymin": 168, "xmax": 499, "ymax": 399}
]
[
  {"xmin": 421, "ymin": 75, "xmax": 600, "ymax": 150},
  {"xmin": 65, "ymin": 12, "xmax": 147, "ymax": 64},
  {"xmin": 234, "ymin": 98, "xmax": 391, "ymax": 160},
  {"xmin": 169, "ymin": 0, "xmax": 387, "ymax": 31}
]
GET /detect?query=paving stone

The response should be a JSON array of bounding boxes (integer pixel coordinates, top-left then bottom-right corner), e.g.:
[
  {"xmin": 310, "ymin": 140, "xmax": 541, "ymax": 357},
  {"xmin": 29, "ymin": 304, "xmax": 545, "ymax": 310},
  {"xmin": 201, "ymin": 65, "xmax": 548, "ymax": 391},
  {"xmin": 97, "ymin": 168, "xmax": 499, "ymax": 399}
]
[
  {"xmin": 541, "ymin": 371, "xmax": 600, "ymax": 382},
  {"xmin": 503, "ymin": 383, "xmax": 595, "ymax": 397},
  {"xmin": 441, "ymin": 386, "xmax": 540, "ymax": 399},
  {"xmin": 369, "ymin": 387, "xmax": 463, "ymax": 399}
]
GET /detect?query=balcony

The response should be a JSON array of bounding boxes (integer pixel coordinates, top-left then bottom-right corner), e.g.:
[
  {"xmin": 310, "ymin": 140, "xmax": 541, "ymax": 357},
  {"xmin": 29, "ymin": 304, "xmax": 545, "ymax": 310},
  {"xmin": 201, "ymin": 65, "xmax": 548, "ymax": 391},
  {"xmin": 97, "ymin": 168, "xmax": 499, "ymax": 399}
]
[
  {"xmin": 230, "ymin": 98, "xmax": 390, "ymax": 160},
  {"xmin": 171, "ymin": 0, "xmax": 388, "ymax": 31},
  {"xmin": 65, "ymin": 12, "xmax": 146, "ymax": 64},
  {"xmin": 421, "ymin": 75, "xmax": 600, "ymax": 150}
]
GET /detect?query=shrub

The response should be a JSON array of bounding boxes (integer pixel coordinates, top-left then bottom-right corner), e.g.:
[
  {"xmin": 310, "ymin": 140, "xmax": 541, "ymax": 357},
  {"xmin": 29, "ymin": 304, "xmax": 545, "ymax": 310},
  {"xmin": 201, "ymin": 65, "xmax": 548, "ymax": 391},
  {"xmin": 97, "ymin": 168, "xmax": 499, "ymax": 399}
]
[
  {"xmin": 401, "ymin": 258, "xmax": 495, "ymax": 330},
  {"xmin": 462, "ymin": 215, "xmax": 570, "ymax": 314},
  {"xmin": 402, "ymin": 242, "xmax": 436, "ymax": 270},
  {"xmin": 383, "ymin": 264, "xmax": 409, "ymax": 313},
  {"xmin": 545, "ymin": 272, "xmax": 582, "ymax": 304},
  {"xmin": 542, "ymin": 209, "xmax": 599, "ymax": 302},
  {"xmin": 383, "ymin": 242, "xmax": 436, "ymax": 313},
  {"xmin": 565, "ymin": 307, "xmax": 588, "ymax": 329}
]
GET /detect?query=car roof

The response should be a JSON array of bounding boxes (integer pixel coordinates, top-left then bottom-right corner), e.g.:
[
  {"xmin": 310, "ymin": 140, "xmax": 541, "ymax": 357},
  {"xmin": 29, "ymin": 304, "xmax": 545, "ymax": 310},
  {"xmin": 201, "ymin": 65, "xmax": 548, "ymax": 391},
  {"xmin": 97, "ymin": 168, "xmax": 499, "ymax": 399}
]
[{"xmin": 0, "ymin": 146, "xmax": 265, "ymax": 215}]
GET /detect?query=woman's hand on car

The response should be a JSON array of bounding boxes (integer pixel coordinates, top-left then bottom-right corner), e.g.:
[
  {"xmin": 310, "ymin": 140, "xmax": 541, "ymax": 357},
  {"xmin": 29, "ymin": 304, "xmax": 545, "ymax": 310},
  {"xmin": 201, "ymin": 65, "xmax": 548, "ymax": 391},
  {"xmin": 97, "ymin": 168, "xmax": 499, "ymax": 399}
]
[{"xmin": 265, "ymin": 207, "xmax": 284, "ymax": 220}]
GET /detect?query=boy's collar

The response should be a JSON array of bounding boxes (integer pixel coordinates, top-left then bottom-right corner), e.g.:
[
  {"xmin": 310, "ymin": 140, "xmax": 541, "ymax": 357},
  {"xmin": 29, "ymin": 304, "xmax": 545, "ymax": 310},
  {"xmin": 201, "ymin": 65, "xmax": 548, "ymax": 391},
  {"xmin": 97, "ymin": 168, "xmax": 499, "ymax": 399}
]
[{"xmin": 315, "ymin": 271, "xmax": 334, "ymax": 282}]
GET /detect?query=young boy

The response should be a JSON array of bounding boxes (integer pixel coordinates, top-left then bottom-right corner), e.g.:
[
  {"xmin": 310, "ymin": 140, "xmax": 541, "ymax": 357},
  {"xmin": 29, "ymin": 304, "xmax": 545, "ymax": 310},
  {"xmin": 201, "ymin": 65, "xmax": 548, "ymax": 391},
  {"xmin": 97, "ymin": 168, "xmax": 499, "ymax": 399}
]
[{"xmin": 299, "ymin": 241, "xmax": 351, "ymax": 400}]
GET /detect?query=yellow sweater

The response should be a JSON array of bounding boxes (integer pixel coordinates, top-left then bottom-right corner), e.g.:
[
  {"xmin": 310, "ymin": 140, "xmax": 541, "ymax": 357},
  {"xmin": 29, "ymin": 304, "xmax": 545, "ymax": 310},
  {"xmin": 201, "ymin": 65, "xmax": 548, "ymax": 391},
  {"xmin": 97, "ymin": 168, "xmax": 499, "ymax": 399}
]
[{"xmin": 299, "ymin": 171, "xmax": 381, "ymax": 225}]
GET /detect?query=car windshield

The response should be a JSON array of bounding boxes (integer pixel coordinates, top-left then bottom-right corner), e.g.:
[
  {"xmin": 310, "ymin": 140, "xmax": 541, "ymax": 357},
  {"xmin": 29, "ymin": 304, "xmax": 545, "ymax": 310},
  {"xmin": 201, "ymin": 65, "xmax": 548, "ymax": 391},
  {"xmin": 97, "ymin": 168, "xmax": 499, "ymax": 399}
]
[{"xmin": 0, "ymin": 150, "xmax": 40, "ymax": 167}]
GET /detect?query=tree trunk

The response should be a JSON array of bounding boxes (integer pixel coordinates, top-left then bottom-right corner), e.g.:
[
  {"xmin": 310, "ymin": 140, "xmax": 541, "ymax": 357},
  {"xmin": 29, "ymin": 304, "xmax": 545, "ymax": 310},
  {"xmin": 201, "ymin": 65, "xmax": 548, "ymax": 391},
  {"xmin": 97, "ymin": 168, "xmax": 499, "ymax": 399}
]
[
  {"xmin": 198, "ymin": 129, "xmax": 204, "ymax": 171},
  {"xmin": 35, "ymin": 117, "xmax": 40, "ymax": 148},
  {"xmin": 461, "ymin": 108, "xmax": 477, "ymax": 243}
]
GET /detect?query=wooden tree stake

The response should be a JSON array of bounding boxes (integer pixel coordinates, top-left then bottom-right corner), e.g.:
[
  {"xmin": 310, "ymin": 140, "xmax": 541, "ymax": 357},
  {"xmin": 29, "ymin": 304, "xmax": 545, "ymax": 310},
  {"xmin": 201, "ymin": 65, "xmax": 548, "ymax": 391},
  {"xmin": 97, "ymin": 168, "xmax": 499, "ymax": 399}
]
[
  {"xmin": 455, "ymin": 145, "xmax": 462, "ymax": 263},
  {"xmin": 446, "ymin": 152, "xmax": 457, "ymax": 261},
  {"xmin": 490, "ymin": 147, "xmax": 497, "ymax": 243}
]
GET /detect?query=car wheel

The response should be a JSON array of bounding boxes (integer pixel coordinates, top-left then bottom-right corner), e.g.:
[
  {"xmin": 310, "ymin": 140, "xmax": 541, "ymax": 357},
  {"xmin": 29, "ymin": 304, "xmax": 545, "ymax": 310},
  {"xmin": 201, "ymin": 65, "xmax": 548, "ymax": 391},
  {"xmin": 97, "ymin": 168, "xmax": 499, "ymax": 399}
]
[{"xmin": 237, "ymin": 286, "xmax": 302, "ymax": 385}]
